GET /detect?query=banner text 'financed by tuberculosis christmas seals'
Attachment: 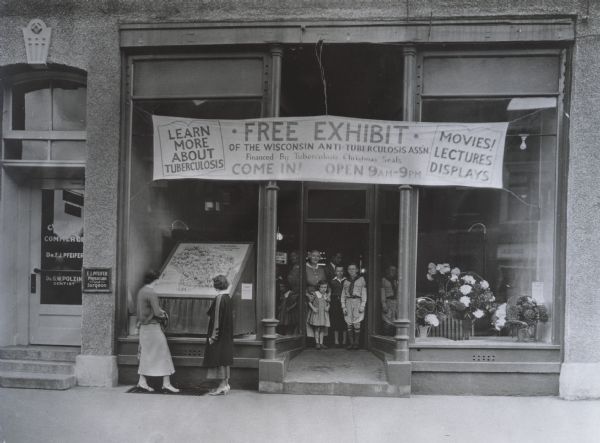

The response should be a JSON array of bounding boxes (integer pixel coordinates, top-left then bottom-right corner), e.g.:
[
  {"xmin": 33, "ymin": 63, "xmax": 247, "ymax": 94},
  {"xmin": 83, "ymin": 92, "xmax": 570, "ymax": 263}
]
[{"xmin": 153, "ymin": 115, "xmax": 508, "ymax": 189}]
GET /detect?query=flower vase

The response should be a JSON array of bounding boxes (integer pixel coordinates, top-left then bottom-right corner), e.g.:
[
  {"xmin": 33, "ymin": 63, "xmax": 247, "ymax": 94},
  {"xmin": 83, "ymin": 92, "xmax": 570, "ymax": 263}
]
[
  {"xmin": 517, "ymin": 323, "xmax": 537, "ymax": 342},
  {"xmin": 460, "ymin": 318, "xmax": 472, "ymax": 340},
  {"xmin": 417, "ymin": 325, "xmax": 431, "ymax": 338}
]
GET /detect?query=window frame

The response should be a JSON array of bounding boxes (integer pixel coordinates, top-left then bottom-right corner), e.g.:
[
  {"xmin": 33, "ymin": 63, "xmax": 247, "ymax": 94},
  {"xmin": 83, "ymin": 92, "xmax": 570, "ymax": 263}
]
[
  {"xmin": 1, "ymin": 71, "xmax": 87, "ymax": 167},
  {"xmin": 116, "ymin": 51, "xmax": 272, "ymax": 339},
  {"xmin": 414, "ymin": 48, "xmax": 568, "ymax": 349}
]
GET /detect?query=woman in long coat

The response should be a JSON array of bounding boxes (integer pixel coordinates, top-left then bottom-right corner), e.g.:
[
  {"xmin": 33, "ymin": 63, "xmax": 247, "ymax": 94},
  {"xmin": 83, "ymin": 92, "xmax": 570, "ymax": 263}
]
[
  {"xmin": 136, "ymin": 271, "xmax": 179, "ymax": 392},
  {"xmin": 204, "ymin": 274, "xmax": 234, "ymax": 395}
]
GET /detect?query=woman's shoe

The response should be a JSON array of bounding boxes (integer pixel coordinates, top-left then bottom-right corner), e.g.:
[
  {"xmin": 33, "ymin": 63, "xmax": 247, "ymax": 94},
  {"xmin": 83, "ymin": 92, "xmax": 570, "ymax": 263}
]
[
  {"xmin": 163, "ymin": 384, "xmax": 180, "ymax": 393},
  {"xmin": 137, "ymin": 383, "xmax": 154, "ymax": 392},
  {"xmin": 321, "ymin": 344, "xmax": 328, "ymax": 349},
  {"xmin": 315, "ymin": 344, "xmax": 321, "ymax": 350},
  {"xmin": 208, "ymin": 385, "xmax": 229, "ymax": 396}
]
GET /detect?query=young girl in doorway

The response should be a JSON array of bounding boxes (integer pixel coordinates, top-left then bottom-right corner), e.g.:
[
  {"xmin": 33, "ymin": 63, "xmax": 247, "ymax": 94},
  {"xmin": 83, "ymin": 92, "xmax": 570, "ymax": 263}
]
[{"xmin": 307, "ymin": 280, "xmax": 331, "ymax": 349}]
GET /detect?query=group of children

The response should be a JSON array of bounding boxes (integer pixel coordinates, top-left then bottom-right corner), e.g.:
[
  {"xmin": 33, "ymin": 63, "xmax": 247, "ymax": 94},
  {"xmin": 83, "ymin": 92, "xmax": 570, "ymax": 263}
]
[{"xmin": 305, "ymin": 262, "xmax": 368, "ymax": 350}]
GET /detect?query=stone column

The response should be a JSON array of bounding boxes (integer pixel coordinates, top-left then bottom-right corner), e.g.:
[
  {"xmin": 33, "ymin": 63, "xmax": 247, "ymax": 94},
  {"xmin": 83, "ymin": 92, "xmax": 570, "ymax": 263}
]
[
  {"xmin": 76, "ymin": 25, "xmax": 121, "ymax": 387},
  {"xmin": 387, "ymin": 46, "xmax": 418, "ymax": 395},
  {"xmin": 394, "ymin": 185, "xmax": 413, "ymax": 363},
  {"xmin": 261, "ymin": 181, "xmax": 279, "ymax": 361},
  {"xmin": 560, "ymin": 34, "xmax": 600, "ymax": 400},
  {"xmin": 259, "ymin": 46, "xmax": 283, "ymax": 391}
]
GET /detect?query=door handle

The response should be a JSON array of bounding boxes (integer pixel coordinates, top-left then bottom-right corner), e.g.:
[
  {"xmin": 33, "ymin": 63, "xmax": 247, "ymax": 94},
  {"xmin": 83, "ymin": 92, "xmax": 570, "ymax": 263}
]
[{"xmin": 33, "ymin": 268, "xmax": 41, "ymax": 274}]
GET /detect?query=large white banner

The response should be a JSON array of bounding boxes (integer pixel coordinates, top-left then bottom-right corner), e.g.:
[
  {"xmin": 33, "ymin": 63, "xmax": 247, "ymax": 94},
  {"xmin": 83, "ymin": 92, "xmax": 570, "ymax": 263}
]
[{"xmin": 153, "ymin": 115, "xmax": 508, "ymax": 189}]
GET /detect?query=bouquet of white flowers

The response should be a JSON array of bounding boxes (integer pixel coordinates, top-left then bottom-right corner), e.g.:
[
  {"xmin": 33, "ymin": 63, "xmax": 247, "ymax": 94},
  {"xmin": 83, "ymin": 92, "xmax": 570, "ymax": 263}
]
[{"xmin": 426, "ymin": 262, "xmax": 497, "ymax": 322}]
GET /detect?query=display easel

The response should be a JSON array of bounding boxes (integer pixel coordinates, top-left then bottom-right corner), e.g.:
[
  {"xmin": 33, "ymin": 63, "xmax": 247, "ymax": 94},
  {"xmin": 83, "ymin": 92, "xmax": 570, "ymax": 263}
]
[{"xmin": 151, "ymin": 242, "xmax": 255, "ymax": 336}]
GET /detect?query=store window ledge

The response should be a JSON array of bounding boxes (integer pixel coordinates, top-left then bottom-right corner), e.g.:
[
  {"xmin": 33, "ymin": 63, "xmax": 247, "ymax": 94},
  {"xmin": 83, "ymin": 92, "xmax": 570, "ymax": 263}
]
[
  {"xmin": 411, "ymin": 361, "xmax": 561, "ymax": 373},
  {"xmin": 117, "ymin": 334, "xmax": 261, "ymax": 345},
  {"xmin": 411, "ymin": 336, "xmax": 560, "ymax": 350}
]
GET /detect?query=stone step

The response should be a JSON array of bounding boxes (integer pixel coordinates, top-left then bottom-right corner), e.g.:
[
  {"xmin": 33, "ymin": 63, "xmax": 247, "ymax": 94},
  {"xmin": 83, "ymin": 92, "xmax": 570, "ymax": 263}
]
[
  {"xmin": 0, "ymin": 359, "xmax": 74, "ymax": 375},
  {"xmin": 0, "ymin": 371, "xmax": 76, "ymax": 390},
  {"xmin": 282, "ymin": 380, "xmax": 403, "ymax": 397},
  {"xmin": 281, "ymin": 348, "xmax": 408, "ymax": 397},
  {"xmin": 0, "ymin": 346, "xmax": 79, "ymax": 363}
]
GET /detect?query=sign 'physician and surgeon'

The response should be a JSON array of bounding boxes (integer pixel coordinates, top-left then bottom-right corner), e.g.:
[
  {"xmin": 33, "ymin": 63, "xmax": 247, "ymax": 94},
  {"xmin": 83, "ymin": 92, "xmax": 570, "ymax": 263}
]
[{"xmin": 153, "ymin": 115, "xmax": 509, "ymax": 189}]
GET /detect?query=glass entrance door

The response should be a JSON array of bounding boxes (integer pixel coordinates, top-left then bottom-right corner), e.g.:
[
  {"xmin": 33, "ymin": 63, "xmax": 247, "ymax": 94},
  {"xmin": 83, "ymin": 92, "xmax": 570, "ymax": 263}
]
[
  {"xmin": 302, "ymin": 184, "xmax": 373, "ymax": 348},
  {"xmin": 29, "ymin": 182, "xmax": 84, "ymax": 345}
]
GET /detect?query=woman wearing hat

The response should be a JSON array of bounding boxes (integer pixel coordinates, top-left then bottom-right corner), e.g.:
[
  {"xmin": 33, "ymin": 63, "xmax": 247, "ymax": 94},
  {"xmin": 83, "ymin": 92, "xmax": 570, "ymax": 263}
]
[{"xmin": 204, "ymin": 274, "xmax": 234, "ymax": 395}]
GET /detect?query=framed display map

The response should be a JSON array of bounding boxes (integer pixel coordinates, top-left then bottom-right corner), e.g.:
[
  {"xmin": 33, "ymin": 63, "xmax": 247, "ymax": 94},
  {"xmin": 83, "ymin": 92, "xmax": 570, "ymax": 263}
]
[{"xmin": 155, "ymin": 242, "xmax": 252, "ymax": 298}]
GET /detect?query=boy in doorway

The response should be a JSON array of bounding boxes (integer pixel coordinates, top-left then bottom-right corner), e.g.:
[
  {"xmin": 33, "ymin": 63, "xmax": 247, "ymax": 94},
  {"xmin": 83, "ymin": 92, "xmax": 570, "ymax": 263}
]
[
  {"xmin": 342, "ymin": 263, "xmax": 367, "ymax": 350},
  {"xmin": 329, "ymin": 265, "xmax": 347, "ymax": 347}
]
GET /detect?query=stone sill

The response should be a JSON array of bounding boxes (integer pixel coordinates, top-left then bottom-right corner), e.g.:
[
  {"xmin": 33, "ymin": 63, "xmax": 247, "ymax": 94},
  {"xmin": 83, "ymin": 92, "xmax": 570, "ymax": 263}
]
[
  {"xmin": 117, "ymin": 334, "xmax": 261, "ymax": 346},
  {"xmin": 411, "ymin": 336, "xmax": 561, "ymax": 350}
]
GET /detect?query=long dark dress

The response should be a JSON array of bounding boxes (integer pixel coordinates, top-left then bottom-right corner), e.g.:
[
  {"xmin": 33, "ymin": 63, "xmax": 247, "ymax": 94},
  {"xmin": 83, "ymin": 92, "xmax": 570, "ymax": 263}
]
[
  {"xmin": 277, "ymin": 290, "xmax": 298, "ymax": 327},
  {"xmin": 329, "ymin": 277, "xmax": 346, "ymax": 332},
  {"xmin": 204, "ymin": 293, "xmax": 234, "ymax": 368}
]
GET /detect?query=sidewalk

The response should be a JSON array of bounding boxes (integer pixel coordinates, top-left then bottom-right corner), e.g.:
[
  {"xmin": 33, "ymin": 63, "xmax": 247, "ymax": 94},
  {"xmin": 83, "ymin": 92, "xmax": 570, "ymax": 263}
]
[{"xmin": 1, "ymin": 386, "xmax": 599, "ymax": 443}]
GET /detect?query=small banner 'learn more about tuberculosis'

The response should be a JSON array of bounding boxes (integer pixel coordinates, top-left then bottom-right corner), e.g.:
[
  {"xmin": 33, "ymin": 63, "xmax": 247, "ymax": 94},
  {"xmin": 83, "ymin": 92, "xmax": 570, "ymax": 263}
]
[{"xmin": 152, "ymin": 115, "xmax": 508, "ymax": 189}]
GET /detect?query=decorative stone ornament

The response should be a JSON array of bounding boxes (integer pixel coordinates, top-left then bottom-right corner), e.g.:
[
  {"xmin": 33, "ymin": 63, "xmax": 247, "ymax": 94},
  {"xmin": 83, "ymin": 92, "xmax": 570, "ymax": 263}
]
[{"xmin": 22, "ymin": 19, "xmax": 51, "ymax": 67}]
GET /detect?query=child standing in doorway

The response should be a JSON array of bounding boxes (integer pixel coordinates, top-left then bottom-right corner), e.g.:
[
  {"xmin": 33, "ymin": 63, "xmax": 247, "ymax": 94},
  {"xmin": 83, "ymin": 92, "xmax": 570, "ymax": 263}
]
[
  {"xmin": 342, "ymin": 264, "xmax": 367, "ymax": 350},
  {"xmin": 307, "ymin": 280, "xmax": 330, "ymax": 349},
  {"xmin": 329, "ymin": 265, "xmax": 347, "ymax": 347}
]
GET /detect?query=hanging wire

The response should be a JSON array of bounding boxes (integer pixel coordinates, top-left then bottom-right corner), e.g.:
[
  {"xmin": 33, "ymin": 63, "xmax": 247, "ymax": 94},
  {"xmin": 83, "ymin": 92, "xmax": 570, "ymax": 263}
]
[
  {"xmin": 314, "ymin": 39, "xmax": 328, "ymax": 115},
  {"xmin": 499, "ymin": 187, "xmax": 538, "ymax": 208}
]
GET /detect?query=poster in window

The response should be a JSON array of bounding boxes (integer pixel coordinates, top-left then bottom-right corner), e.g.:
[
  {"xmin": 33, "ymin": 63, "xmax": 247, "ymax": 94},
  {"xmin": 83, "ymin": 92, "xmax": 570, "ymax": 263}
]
[{"xmin": 154, "ymin": 242, "xmax": 252, "ymax": 298}]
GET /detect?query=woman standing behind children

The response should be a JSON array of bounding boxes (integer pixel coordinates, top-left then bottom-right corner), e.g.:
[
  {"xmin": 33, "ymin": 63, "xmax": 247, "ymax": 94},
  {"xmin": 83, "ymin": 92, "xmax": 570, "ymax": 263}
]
[{"xmin": 307, "ymin": 280, "xmax": 330, "ymax": 349}]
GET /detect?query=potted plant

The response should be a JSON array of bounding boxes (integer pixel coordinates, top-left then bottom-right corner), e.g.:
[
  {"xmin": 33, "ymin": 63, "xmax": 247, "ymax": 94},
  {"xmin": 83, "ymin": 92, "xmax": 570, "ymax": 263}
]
[
  {"xmin": 415, "ymin": 296, "xmax": 444, "ymax": 337},
  {"xmin": 506, "ymin": 296, "xmax": 549, "ymax": 341},
  {"xmin": 426, "ymin": 262, "xmax": 497, "ymax": 340}
]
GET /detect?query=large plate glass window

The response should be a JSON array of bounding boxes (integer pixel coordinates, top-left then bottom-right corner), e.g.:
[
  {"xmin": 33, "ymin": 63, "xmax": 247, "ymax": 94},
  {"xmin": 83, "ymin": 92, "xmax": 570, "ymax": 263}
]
[
  {"xmin": 125, "ymin": 55, "xmax": 266, "ymax": 337},
  {"xmin": 417, "ymin": 52, "xmax": 562, "ymax": 344}
]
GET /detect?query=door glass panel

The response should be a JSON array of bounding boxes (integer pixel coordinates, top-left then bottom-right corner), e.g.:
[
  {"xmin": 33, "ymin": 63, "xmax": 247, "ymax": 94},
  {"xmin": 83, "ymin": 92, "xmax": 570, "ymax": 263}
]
[
  {"xmin": 276, "ymin": 182, "xmax": 302, "ymax": 336},
  {"xmin": 307, "ymin": 189, "xmax": 366, "ymax": 219},
  {"xmin": 40, "ymin": 189, "xmax": 84, "ymax": 305},
  {"xmin": 377, "ymin": 188, "xmax": 399, "ymax": 336}
]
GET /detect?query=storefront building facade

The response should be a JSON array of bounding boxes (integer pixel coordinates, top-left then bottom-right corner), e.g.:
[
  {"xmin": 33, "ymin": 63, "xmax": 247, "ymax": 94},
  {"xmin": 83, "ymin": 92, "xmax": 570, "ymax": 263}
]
[{"xmin": 0, "ymin": 1, "xmax": 598, "ymax": 398}]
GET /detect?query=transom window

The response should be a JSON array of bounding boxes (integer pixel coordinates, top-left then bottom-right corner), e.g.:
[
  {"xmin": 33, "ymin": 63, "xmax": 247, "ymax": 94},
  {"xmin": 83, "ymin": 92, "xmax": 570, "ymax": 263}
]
[{"xmin": 1, "ymin": 72, "xmax": 87, "ymax": 163}]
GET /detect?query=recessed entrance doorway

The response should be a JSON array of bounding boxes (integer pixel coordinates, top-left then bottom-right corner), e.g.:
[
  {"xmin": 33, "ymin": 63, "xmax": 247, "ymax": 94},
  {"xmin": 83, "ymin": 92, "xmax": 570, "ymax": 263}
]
[
  {"xmin": 304, "ymin": 185, "xmax": 371, "ymax": 350},
  {"xmin": 276, "ymin": 182, "xmax": 400, "ymax": 395},
  {"xmin": 273, "ymin": 43, "xmax": 405, "ymax": 393}
]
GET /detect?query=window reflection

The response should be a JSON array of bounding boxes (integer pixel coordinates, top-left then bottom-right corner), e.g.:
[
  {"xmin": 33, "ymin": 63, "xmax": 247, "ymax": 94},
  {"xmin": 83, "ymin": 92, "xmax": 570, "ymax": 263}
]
[
  {"xmin": 12, "ymin": 80, "xmax": 51, "ymax": 131},
  {"xmin": 128, "ymin": 99, "xmax": 261, "ymax": 336},
  {"xmin": 276, "ymin": 182, "xmax": 301, "ymax": 335},
  {"xmin": 52, "ymin": 81, "xmax": 87, "ymax": 131},
  {"xmin": 377, "ymin": 188, "xmax": 399, "ymax": 336},
  {"xmin": 51, "ymin": 141, "xmax": 86, "ymax": 161},
  {"xmin": 4, "ymin": 140, "xmax": 48, "ymax": 160},
  {"xmin": 418, "ymin": 99, "xmax": 557, "ymax": 342}
]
